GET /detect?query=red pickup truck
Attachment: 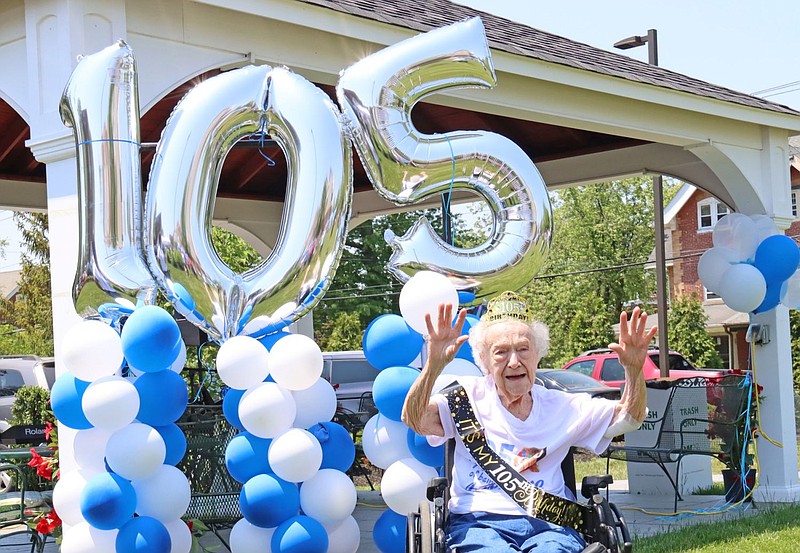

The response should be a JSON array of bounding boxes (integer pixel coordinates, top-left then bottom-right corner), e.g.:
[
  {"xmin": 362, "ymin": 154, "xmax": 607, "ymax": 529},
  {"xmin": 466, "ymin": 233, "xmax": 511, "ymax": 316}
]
[{"xmin": 560, "ymin": 348, "xmax": 727, "ymax": 388}]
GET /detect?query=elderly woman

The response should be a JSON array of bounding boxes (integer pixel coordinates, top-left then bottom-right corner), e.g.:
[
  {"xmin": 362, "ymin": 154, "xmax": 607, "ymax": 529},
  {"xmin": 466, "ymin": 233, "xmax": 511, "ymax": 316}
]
[{"xmin": 402, "ymin": 292, "xmax": 657, "ymax": 553}]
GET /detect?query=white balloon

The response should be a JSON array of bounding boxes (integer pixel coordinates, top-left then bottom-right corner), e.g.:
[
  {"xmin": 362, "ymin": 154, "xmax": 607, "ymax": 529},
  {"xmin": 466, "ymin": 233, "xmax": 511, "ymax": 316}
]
[
  {"xmin": 750, "ymin": 214, "xmax": 780, "ymax": 244},
  {"xmin": 62, "ymin": 320, "xmax": 123, "ymax": 382},
  {"xmin": 106, "ymin": 423, "xmax": 166, "ymax": 480},
  {"xmin": 399, "ymin": 271, "xmax": 459, "ymax": 334},
  {"xmin": 268, "ymin": 334, "xmax": 323, "ymax": 391},
  {"xmin": 697, "ymin": 247, "xmax": 739, "ymax": 294},
  {"xmin": 712, "ymin": 213, "xmax": 759, "ymax": 261},
  {"xmin": 82, "ymin": 375, "xmax": 139, "ymax": 431},
  {"xmin": 442, "ymin": 358, "xmax": 481, "ymax": 377},
  {"xmin": 73, "ymin": 428, "xmax": 112, "ymax": 472},
  {"xmin": 60, "ymin": 522, "xmax": 117, "ymax": 553},
  {"xmin": 132, "ymin": 464, "xmax": 191, "ymax": 522},
  {"xmin": 216, "ymin": 336, "xmax": 270, "ymax": 390},
  {"xmin": 299, "ymin": 469, "xmax": 357, "ymax": 523},
  {"xmin": 361, "ymin": 414, "xmax": 412, "ymax": 470},
  {"xmin": 292, "ymin": 378, "xmax": 337, "ymax": 428},
  {"xmin": 164, "ymin": 518, "xmax": 193, "ymax": 553},
  {"xmin": 53, "ymin": 470, "xmax": 90, "ymax": 526},
  {"xmin": 268, "ymin": 428, "xmax": 323, "ymax": 483},
  {"xmin": 781, "ymin": 268, "xmax": 800, "ymax": 309},
  {"xmin": 322, "ymin": 516, "xmax": 361, "ymax": 553},
  {"xmin": 229, "ymin": 518, "xmax": 275, "ymax": 553},
  {"xmin": 718, "ymin": 263, "xmax": 767, "ymax": 313},
  {"xmin": 239, "ymin": 382, "xmax": 296, "ymax": 438},
  {"xmin": 381, "ymin": 457, "xmax": 438, "ymax": 515}
]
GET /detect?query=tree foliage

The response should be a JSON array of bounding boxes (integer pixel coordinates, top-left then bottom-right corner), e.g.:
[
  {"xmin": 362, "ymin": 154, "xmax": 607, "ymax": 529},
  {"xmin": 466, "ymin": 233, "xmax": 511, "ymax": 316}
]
[
  {"xmin": 524, "ymin": 178, "xmax": 658, "ymax": 366},
  {"xmin": 0, "ymin": 213, "xmax": 53, "ymax": 356},
  {"xmin": 667, "ymin": 293, "xmax": 723, "ymax": 369}
]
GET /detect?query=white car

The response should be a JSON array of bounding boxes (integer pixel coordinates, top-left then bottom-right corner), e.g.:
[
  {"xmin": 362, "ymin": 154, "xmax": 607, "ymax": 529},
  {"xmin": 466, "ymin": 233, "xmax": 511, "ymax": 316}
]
[{"xmin": 0, "ymin": 355, "xmax": 55, "ymax": 423}]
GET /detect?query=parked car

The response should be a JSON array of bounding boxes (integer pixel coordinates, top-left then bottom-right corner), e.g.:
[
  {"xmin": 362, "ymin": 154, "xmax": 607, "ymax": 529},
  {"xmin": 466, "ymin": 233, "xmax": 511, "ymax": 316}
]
[
  {"xmin": 321, "ymin": 351, "xmax": 380, "ymax": 418},
  {"xmin": 535, "ymin": 369, "xmax": 620, "ymax": 401},
  {"xmin": 0, "ymin": 355, "xmax": 55, "ymax": 422},
  {"xmin": 560, "ymin": 348, "xmax": 727, "ymax": 388}
]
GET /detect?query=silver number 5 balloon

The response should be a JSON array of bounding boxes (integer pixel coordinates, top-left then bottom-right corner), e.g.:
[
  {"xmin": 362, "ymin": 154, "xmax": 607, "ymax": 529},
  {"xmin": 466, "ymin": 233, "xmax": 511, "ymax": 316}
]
[{"xmin": 337, "ymin": 17, "xmax": 553, "ymax": 301}]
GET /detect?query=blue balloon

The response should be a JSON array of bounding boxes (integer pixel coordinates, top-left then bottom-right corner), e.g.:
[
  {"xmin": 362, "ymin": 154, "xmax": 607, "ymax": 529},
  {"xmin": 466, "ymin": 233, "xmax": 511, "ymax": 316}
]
[
  {"xmin": 173, "ymin": 283, "xmax": 196, "ymax": 312},
  {"xmin": 362, "ymin": 314, "xmax": 424, "ymax": 370},
  {"xmin": 50, "ymin": 373, "xmax": 93, "ymax": 430},
  {"xmin": 239, "ymin": 473, "xmax": 299, "ymax": 528},
  {"xmin": 223, "ymin": 388, "xmax": 246, "ymax": 430},
  {"xmin": 116, "ymin": 516, "xmax": 171, "ymax": 553},
  {"xmin": 154, "ymin": 423, "xmax": 187, "ymax": 465},
  {"xmin": 373, "ymin": 509, "xmax": 406, "ymax": 553},
  {"xmin": 121, "ymin": 305, "xmax": 183, "ymax": 373},
  {"xmin": 457, "ymin": 290, "xmax": 476, "ymax": 305},
  {"xmin": 754, "ymin": 234, "xmax": 800, "ymax": 285},
  {"xmin": 308, "ymin": 422, "xmax": 355, "ymax": 472},
  {"xmin": 134, "ymin": 369, "xmax": 188, "ymax": 426},
  {"xmin": 753, "ymin": 281, "xmax": 782, "ymax": 314},
  {"xmin": 226, "ymin": 432, "xmax": 273, "ymax": 484},
  {"xmin": 80, "ymin": 472, "xmax": 136, "ymax": 530},
  {"xmin": 272, "ymin": 515, "xmax": 328, "ymax": 553},
  {"xmin": 407, "ymin": 428, "xmax": 444, "ymax": 468},
  {"xmin": 455, "ymin": 314, "xmax": 480, "ymax": 362},
  {"xmin": 372, "ymin": 366, "xmax": 421, "ymax": 421},
  {"xmin": 259, "ymin": 330, "xmax": 291, "ymax": 351}
]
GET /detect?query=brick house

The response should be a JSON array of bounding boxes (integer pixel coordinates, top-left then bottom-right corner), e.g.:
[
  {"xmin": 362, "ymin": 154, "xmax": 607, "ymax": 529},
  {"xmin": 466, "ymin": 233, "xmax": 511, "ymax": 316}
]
[{"xmin": 660, "ymin": 137, "xmax": 800, "ymax": 370}]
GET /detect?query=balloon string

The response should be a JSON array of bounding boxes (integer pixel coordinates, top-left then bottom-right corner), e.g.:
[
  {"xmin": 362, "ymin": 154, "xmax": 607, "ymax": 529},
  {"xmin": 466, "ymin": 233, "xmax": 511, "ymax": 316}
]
[
  {"xmin": 76, "ymin": 138, "xmax": 141, "ymax": 147},
  {"xmin": 258, "ymin": 134, "xmax": 276, "ymax": 167},
  {"xmin": 191, "ymin": 340, "xmax": 216, "ymax": 404},
  {"xmin": 443, "ymin": 134, "xmax": 456, "ymax": 245}
]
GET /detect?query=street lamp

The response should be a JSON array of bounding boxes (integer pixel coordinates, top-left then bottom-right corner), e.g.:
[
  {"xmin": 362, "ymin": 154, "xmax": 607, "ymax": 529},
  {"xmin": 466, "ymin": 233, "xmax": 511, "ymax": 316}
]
[{"xmin": 614, "ymin": 29, "xmax": 670, "ymax": 378}]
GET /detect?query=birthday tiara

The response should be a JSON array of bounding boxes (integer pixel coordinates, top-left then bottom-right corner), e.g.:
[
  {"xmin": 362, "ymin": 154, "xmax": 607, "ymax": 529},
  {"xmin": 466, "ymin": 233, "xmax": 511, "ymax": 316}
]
[{"xmin": 481, "ymin": 291, "xmax": 532, "ymax": 324}]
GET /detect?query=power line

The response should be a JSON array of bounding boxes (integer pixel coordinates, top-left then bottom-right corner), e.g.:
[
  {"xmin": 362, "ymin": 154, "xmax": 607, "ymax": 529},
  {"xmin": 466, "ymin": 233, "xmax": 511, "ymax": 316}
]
[{"xmin": 751, "ymin": 80, "xmax": 800, "ymax": 95}]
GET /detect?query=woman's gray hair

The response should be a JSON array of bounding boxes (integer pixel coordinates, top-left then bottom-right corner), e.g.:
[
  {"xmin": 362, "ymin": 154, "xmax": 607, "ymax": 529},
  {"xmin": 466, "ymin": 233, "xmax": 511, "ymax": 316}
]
[{"xmin": 468, "ymin": 318, "xmax": 550, "ymax": 373}]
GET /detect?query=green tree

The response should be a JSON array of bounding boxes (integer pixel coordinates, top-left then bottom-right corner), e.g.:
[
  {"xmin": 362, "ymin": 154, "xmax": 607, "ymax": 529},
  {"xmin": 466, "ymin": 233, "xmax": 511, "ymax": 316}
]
[
  {"xmin": 0, "ymin": 213, "xmax": 52, "ymax": 356},
  {"xmin": 211, "ymin": 226, "xmax": 263, "ymax": 273},
  {"xmin": 667, "ymin": 293, "xmax": 724, "ymax": 369},
  {"xmin": 525, "ymin": 178, "xmax": 657, "ymax": 366}
]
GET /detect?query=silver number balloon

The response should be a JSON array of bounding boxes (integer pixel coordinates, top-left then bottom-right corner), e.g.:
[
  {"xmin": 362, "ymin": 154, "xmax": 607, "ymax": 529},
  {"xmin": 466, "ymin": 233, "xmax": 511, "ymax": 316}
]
[
  {"xmin": 146, "ymin": 66, "xmax": 352, "ymax": 341},
  {"xmin": 337, "ymin": 17, "xmax": 553, "ymax": 301},
  {"xmin": 60, "ymin": 41, "xmax": 157, "ymax": 319}
]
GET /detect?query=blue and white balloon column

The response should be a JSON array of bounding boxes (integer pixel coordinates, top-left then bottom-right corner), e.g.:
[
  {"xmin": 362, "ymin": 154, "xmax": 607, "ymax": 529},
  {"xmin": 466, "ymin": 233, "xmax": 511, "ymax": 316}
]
[
  {"xmin": 698, "ymin": 214, "xmax": 800, "ymax": 314},
  {"xmin": 362, "ymin": 272, "xmax": 482, "ymax": 553},
  {"xmin": 51, "ymin": 306, "xmax": 191, "ymax": 553},
  {"xmin": 219, "ymin": 332, "xmax": 360, "ymax": 553}
]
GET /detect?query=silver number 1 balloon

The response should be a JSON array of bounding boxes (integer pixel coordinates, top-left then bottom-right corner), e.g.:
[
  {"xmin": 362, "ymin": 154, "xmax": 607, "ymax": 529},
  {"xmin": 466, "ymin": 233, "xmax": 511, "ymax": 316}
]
[
  {"xmin": 337, "ymin": 17, "xmax": 553, "ymax": 302},
  {"xmin": 60, "ymin": 41, "xmax": 156, "ymax": 320}
]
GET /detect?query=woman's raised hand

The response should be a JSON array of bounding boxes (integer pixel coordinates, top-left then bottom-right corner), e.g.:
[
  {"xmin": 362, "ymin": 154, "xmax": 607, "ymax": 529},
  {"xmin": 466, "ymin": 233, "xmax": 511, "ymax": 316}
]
[{"xmin": 424, "ymin": 303, "xmax": 469, "ymax": 370}]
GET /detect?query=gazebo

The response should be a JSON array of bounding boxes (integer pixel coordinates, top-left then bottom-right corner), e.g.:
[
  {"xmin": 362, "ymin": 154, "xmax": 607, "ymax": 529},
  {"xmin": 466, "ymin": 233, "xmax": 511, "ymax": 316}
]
[{"xmin": 1, "ymin": 0, "xmax": 799, "ymax": 502}]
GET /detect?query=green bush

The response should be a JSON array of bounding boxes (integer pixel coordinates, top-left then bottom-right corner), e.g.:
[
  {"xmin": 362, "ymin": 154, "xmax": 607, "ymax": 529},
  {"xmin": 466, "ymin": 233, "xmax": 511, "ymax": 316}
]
[{"xmin": 11, "ymin": 386, "xmax": 54, "ymax": 425}]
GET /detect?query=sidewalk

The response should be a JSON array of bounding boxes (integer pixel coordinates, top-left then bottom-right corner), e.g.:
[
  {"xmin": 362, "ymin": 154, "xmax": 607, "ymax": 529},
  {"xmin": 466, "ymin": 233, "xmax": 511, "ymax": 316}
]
[{"xmin": 15, "ymin": 480, "xmax": 761, "ymax": 552}]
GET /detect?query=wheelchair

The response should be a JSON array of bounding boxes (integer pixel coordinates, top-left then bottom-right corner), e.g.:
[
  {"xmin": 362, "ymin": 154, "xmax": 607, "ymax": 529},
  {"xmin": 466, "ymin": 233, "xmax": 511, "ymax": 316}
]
[{"xmin": 406, "ymin": 441, "xmax": 632, "ymax": 553}]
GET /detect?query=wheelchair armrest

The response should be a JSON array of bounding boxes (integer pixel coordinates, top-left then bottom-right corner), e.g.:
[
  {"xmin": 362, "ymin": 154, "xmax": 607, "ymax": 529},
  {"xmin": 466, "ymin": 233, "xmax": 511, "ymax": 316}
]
[
  {"xmin": 580, "ymin": 474, "xmax": 613, "ymax": 500},
  {"xmin": 426, "ymin": 477, "xmax": 448, "ymax": 502}
]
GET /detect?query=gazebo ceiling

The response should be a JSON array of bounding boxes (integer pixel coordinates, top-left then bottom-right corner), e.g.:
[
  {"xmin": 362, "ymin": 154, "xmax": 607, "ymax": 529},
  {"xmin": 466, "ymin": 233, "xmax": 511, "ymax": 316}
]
[{"xmin": 0, "ymin": 69, "xmax": 645, "ymax": 205}]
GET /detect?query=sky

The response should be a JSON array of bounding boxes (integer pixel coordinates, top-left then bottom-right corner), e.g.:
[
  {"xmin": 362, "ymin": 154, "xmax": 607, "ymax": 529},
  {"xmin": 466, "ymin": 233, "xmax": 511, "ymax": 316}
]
[{"xmin": 2, "ymin": 1, "xmax": 799, "ymax": 272}]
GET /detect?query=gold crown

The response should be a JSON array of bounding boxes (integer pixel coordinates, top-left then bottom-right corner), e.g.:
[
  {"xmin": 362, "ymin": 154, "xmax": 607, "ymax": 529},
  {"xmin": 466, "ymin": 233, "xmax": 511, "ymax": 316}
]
[{"xmin": 481, "ymin": 291, "xmax": 532, "ymax": 324}]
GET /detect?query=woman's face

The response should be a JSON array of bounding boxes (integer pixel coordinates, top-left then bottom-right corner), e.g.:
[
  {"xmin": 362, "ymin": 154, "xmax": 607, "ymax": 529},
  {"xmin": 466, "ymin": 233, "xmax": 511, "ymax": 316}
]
[{"xmin": 481, "ymin": 321, "xmax": 539, "ymax": 403}]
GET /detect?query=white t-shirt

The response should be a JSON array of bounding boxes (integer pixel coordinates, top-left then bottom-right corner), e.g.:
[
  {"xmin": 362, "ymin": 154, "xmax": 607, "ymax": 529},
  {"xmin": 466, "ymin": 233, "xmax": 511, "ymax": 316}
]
[{"xmin": 429, "ymin": 375, "xmax": 616, "ymax": 516}]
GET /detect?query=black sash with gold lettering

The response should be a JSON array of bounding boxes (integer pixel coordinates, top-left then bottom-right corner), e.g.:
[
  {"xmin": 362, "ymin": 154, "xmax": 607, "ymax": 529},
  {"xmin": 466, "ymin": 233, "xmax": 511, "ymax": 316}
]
[{"xmin": 444, "ymin": 384, "xmax": 593, "ymax": 536}]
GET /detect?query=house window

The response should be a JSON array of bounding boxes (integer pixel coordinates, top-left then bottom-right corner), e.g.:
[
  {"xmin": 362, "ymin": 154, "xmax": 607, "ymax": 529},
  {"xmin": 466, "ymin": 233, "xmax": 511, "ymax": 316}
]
[
  {"xmin": 697, "ymin": 199, "xmax": 730, "ymax": 231},
  {"xmin": 704, "ymin": 287, "xmax": 720, "ymax": 301},
  {"xmin": 793, "ymin": 190, "xmax": 799, "ymax": 218}
]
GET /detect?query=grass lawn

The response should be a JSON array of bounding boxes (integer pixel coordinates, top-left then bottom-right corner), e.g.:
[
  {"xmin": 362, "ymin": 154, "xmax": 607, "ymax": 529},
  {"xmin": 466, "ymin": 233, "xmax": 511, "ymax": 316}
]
[{"xmin": 634, "ymin": 504, "xmax": 800, "ymax": 553}]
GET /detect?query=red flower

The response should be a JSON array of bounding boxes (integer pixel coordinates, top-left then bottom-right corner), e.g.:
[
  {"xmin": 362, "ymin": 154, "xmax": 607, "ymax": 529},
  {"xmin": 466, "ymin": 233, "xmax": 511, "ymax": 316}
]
[
  {"xmin": 27, "ymin": 449, "xmax": 43, "ymax": 469},
  {"xmin": 35, "ymin": 510, "xmax": 61, "ymax": 535},
  {"xmin": 44, "ymin": 422, "xmax": 54, "ymax": 442}
]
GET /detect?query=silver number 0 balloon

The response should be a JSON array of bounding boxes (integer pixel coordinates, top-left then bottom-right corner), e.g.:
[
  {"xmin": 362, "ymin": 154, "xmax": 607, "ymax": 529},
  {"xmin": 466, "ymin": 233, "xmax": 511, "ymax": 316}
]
[{"xmin": 337, "ymin": 17, "xmax": 553, "ymax": 301}]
